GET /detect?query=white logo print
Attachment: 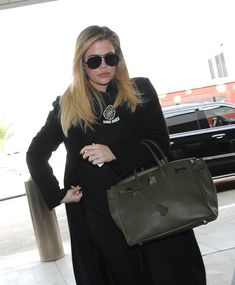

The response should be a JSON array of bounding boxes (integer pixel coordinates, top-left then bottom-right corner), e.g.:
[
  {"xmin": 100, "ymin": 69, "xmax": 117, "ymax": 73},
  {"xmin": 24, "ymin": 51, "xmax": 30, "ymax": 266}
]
[
  {"xmin": 103, "ymin": 105, "xmax": 120, "ymax": 124},
  {"xmin": 103, "ymin": 105, "xmax": 116, "ymax": 120}
]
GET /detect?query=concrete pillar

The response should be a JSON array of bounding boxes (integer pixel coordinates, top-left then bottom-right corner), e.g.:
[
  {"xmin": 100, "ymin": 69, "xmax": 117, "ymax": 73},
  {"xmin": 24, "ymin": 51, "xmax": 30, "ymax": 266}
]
[{"xmin": 25, "ymin": 178, "xmax": 65, "ymax": 262}]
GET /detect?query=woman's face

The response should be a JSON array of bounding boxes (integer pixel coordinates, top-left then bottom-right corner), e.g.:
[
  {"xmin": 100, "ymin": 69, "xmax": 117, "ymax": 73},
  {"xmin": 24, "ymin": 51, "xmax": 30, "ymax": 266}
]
[{"xmin": 83, "ymin": 39, "xmax": 117, "ymax": 92}]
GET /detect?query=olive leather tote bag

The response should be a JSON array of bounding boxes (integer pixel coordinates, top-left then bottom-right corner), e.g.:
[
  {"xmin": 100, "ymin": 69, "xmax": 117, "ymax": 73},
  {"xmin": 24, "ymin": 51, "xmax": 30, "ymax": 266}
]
[{"xmin": 107, "ymin": 140, "xmax": 218, "ymax": 246}]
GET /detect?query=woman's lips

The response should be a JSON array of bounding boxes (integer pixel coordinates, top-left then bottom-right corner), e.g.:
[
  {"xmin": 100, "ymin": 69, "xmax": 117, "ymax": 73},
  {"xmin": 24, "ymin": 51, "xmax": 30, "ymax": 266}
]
[{"xmin": 98, "ymin": 72, "xmax": 110, "ymax": 78}]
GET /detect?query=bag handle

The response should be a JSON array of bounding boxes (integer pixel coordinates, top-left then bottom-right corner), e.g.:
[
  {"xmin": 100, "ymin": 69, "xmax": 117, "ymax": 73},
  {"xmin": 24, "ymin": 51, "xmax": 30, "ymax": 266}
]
[
  {"xmin": 141, "ymin": 141, "xmax": 163, "ymax": 168},
  {"xmin": 143, "ymin": 139, "xmax": 168, "ymax": 163},
  {"xmin": 141, "ymin": 140, "xmax": 168, "ymax": 178}
]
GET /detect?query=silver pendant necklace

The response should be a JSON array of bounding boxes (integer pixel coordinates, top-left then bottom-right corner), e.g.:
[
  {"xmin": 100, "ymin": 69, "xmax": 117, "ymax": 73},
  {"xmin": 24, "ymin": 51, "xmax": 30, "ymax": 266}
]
[{"xmin": 103, "ymin": 105, "xmax": 116, "ymax": 121}]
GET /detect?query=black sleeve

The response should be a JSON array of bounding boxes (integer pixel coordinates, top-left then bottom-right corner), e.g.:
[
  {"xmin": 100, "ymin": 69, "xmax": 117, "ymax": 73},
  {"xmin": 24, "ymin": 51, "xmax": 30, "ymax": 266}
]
[
  {"xmin": 108, "ymin": 77, "xmax": 170, "ymax": 175},
  {"xmin": 26, "ymin": 97, "xmax": 67, "ymax": 210}
]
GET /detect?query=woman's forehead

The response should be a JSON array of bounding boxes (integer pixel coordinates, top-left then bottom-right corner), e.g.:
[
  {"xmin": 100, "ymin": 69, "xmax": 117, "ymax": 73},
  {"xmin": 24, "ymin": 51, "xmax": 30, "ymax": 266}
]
[{"xmin": 85, "ymin": 40, "xmax": 115, "ymax": 56}]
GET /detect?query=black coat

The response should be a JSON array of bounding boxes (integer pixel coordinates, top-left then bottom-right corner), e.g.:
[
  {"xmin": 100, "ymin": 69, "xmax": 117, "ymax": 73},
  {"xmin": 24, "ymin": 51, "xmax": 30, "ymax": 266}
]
[{"xmin": 26, "ymin": 77, "xmax": 170, "ymax": 285}]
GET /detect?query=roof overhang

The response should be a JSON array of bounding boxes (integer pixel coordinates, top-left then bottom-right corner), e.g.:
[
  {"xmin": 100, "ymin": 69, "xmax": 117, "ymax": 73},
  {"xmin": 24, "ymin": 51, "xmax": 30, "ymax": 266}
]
[{"xmin": 0, "ymin": 0, "xmax": 57, "ymax": 10}]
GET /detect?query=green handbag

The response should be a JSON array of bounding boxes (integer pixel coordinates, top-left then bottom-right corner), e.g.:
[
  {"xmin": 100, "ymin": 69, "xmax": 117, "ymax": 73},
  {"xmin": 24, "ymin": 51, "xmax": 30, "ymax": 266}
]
[{"xmin": 107, "ymin": 140, "xmax": 218, "ymax": 246}]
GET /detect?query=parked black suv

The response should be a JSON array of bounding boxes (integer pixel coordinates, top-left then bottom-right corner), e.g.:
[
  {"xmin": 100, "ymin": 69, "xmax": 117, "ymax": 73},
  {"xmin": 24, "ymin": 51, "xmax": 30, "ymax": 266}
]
[{"xmin": 162, "ymin": 102, "xmax": 235, "ymax": 182}]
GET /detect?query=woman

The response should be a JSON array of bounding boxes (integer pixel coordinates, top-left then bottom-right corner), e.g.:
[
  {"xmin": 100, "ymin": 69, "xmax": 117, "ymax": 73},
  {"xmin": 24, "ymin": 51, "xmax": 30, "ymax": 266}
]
[{"xmin": 26, "ymin": 25, "xmax": 206, "ymax": 285}]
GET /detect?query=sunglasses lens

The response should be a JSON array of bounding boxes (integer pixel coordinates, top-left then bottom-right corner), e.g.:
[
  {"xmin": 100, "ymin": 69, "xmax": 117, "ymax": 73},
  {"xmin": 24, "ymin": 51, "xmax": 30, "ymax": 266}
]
[
  {"xmin": 105, "ymin": 54, "xmax": 119, "ymax": 66},
  {"xmin": 86, "ymin": 56, "xmax": 102, "ymax": 69},
  {"xmin": 85, "ymin": 53, "xmax": 119, "ymax": 69}
]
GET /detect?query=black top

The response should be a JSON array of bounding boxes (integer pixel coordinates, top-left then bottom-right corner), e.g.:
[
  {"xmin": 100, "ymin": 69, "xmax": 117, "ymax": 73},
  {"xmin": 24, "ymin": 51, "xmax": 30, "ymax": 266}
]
[{"xmin": 26, "ymin": 77, "xmax": 170, "ymax": 212}]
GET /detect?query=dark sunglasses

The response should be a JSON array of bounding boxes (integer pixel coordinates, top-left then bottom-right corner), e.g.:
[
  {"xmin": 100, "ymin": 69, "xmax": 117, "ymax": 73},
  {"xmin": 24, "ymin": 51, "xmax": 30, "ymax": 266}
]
[{"xmin": 83, "ymin": 53, "xmax": 119, "ymax": 69}]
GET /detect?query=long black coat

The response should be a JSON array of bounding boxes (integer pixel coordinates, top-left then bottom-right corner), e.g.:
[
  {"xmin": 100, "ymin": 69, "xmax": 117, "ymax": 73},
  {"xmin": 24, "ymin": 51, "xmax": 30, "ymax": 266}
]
[{"xmin": 26, "ymin": 77, "xmax": 170, "ymax": 285}]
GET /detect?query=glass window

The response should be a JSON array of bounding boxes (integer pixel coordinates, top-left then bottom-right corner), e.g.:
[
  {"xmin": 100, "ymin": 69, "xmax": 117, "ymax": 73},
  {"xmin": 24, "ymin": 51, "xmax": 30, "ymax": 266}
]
[
  {"xmin": 208, "ymin": 58, "xmax": 215, "ymax": 79},
  {"xmin": 203, "ymin": 106, "xmax": 235, "ymax": 127},
  {"xmin": 165, "ymin": 112, "xmax": 199, "ymax": 134}
]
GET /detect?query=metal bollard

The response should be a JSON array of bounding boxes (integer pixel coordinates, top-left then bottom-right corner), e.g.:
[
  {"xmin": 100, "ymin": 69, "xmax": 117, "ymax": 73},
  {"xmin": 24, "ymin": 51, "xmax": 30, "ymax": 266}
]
[{"xmin": 24, "ymin": 177, "xmax": 65, "ymax": 262}]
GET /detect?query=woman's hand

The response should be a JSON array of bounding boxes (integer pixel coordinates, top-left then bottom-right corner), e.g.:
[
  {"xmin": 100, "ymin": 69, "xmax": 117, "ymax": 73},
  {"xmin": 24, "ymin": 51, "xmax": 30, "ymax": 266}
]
[
  {"xmin": 80, "ymin": 143, "xmax": 116, "ymax": 165},
  {"xmin": 60, "ymin": 185, "xmax": 82, "ymax": 204}
]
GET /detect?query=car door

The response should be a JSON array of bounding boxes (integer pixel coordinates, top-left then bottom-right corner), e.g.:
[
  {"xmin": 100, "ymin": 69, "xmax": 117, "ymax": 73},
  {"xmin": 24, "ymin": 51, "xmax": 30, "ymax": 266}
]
[
  {"xmin": 201, "ymin": 104, "xmax": 235, "ymax": 176},
  {"xmin": 166, "ymin": 109, "xmax": 210, "ymax": 160}
]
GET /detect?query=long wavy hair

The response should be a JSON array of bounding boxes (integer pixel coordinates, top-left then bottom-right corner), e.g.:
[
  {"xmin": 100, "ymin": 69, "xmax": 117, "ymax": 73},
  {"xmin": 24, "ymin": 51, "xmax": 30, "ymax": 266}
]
[{"xmin": 60, "ymin": 25, "xmax": 141, "ymax": 136}]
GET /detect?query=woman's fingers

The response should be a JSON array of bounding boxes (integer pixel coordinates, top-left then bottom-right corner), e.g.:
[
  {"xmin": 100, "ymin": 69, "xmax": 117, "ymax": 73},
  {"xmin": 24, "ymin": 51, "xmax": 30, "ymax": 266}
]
[
  {"xmin": 70, "ymin": 185, "xmax": 82, "ymax": 201},
  {"xmin": 71, "ymin": 185, "xmax": 81, "ymax": 193},
  {"xmin": 80, "ymin": 144, "xmax": 116, "ymax": 165},
  {"xmin": 61, "ymin": 185, "xmax": 82, "ymax": 204}
]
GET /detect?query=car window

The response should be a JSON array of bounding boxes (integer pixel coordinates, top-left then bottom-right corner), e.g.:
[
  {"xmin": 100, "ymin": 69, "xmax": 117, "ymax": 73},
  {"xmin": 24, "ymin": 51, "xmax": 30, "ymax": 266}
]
[
  {"xmin": 165, "ymin": 111, "xmax": 199, "ymax": 134},
  {"xmin": 203, "ymin": 106, "xmax": 235, "ymax": 127}
]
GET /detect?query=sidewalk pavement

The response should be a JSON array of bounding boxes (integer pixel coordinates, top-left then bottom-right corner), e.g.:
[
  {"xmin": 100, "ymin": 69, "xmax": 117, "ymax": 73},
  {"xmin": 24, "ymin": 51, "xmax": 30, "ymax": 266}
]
[{"xmin": 1, "ymin": 189, "xmax": 235, "ymax": 285}]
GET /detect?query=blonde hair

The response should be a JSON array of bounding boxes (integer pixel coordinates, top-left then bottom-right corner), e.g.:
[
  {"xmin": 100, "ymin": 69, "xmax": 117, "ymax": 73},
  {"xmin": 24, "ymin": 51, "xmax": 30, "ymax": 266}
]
[{"xmin": 60, "ymin": 25, "xmax": 140, "ymax": 136}]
